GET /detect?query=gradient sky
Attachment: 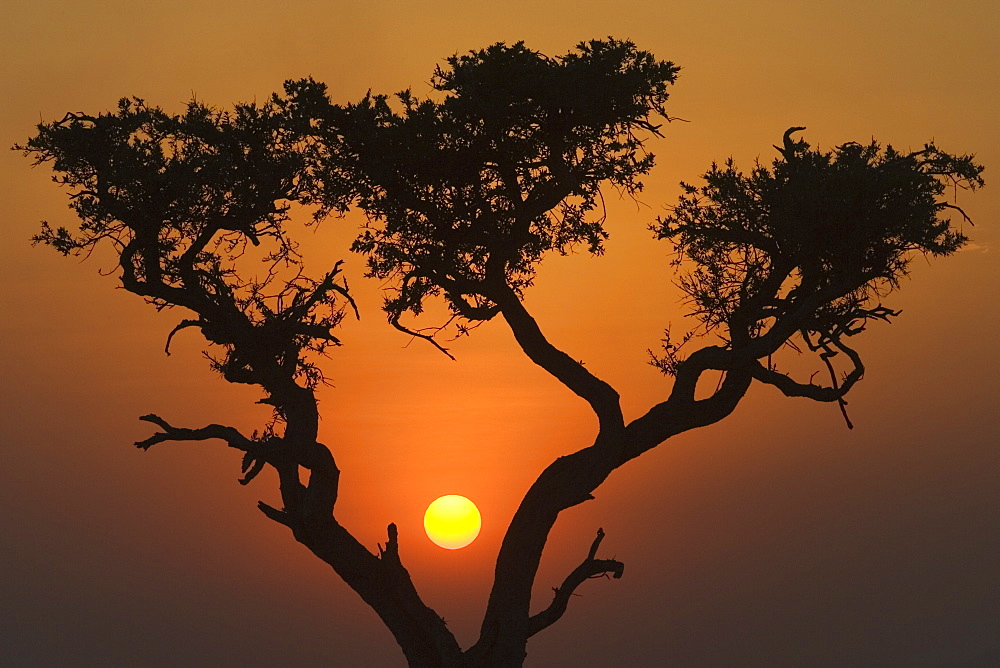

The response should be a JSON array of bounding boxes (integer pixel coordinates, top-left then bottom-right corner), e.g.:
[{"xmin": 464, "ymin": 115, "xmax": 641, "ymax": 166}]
[{"xmin": 2, "ymin": 1, "xmax": 998, "ymax": 665}]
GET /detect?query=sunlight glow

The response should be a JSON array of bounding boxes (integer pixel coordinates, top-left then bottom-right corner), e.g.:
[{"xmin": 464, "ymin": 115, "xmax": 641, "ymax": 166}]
[{"xmin": 423, "ymin": 495, "xmax": 481, "ymax": 549}]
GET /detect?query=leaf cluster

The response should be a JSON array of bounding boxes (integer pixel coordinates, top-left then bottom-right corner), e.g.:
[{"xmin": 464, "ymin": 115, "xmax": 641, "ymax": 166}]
[
  {"xmin": 17, "ymin": 90, "xmax": 355, "ymax": 392},
  {"xmin": 653, "ymin": 130, "xmax": 984, "ymax": 373},
  {"xmin": 328, "ymin": 39, "xmax": 679, "ymax": 330}
]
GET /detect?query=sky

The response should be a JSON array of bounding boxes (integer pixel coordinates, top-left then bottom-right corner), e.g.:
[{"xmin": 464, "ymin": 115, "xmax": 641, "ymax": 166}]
[{"xmin": 2, "ymin": 1, "xmax": 998, "ymax": 665}]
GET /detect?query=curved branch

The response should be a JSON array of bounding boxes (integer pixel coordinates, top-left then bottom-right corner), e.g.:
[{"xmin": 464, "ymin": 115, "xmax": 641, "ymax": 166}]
[
  {"xmin": 627, "ymin": 363, "xmax": 755, "ymax": 458},
  {"xmin": 331, "ymin": 277, "xmax": 361, "ymax": 320},
  {"xmin": 940, "ymin": 202, "xmax": 975, "ymax": 225},
  {"xmin": 471, "ymin": 364, "xmax": 753, "ymax": 664},
  {"xmin": 527, "ymin": 528, "xmax": 624, "ymax": 637},
  {"xmin": 749, "ymin": 350, "xmax": 864, "ymax": 403},
  {"xmin": 773, "ymin": 126, "xmax": 807, "ymax": 160},
  {"xmin": 493, "ymin": 285, "xmax": 623, "ymax": 434},
  {"xmin": 164, "ymin": 319, "xmax": 202, "ymax": 356},
  {"xmin": 751, "ymin": 335, "xmax": 866, "ymax": 429},
  {"xmin": 138, "ymin": 410, "xmax": 460, "ymax": 664},
  {"xmin": 389, "ymin": 311, "xmax": 457, "ymax": 360}
]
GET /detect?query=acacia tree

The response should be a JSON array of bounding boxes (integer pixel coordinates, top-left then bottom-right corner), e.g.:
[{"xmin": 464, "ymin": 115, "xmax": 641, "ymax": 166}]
[{"xmin": 19, "ymin": 39, "xmax": 982, "ymax": 666}]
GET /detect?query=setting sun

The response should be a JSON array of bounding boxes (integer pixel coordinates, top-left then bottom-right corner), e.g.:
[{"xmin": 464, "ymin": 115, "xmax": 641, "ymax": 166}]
[{"xmin": 424, "ymin": 495, "xmax": 481, "ymax": 549}]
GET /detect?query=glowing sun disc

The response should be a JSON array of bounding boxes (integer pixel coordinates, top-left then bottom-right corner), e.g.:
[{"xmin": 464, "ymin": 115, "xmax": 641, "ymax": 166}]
[{"xmin": 424, "ymin": 495, "xmax": 481, "ymax": 549}]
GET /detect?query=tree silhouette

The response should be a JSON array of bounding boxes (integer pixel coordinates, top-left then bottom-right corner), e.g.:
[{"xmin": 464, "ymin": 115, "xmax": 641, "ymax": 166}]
[{"xmin": 18, "ymin": 39, "xmax": 983, "ymax": 667}]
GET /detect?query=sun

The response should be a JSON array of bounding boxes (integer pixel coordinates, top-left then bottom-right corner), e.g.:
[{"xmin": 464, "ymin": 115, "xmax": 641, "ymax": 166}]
[{"xmin": 423, "ymin": 495, "xmax": 481, "ymax": 549}]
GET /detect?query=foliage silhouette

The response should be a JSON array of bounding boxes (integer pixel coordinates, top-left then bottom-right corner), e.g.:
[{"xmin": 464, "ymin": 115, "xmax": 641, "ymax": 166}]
[
  {"xmin": 18, "ymin": 38, "xmax": 983, "ymax": 666},
  {"xmin": 652, "ymin": 128, "xmax": 982, "ymax": 425},
  {"xmin": 327, "ymin": 39, "xmax": 679, "ymax": 353}
]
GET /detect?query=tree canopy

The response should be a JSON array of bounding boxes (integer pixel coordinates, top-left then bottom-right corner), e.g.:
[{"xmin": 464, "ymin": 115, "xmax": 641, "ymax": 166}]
[
  {"xmin": 18, "ymin": 38, "xmax": 983, "ymax": 667},
  {"xmin": 653, "ymin": 128, "xmax": 983, "ymax": 424},
  {"xmin": 331, "ymin": 39, "xmax": 679, "ymax": 349},
  {"xmin": 22, "ymin": 92, "xmax": 355, "ymax": 394}
]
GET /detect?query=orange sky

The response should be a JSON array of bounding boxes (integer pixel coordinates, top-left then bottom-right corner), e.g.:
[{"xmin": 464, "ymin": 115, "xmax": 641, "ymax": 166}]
[{"xmin": 2, "ymin": 2, "xmax": 998, "ymax": 664}]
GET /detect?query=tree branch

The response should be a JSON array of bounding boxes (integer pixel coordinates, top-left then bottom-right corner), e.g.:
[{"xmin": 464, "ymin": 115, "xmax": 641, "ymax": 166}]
[
  {"xmin": 493, "ymin": 285, "xmax": 623, "ymax": 434},
  {"xmin": 749, "ymin": 343, "xmax": 864, "ymax": 405},
  {"xmin": 388, "ymin": 311, "xmax": 457, "ymax": 360},
  {"xmin": 257, "ymin": 501, "xmax": 294, "ymax": 527},
  {"xmin": 134, "ymin": 414, "xmax": 255, "ymax": 451},
  {"xmin": 164, "ymin": 319, "xmax": 202, "ymax": 356},
  {"xmin": 282, "ymin": 260, "xmax": 358, "ymax": 322},
  {"xmin": 302, "ymin": 518, "xmax": 464, "ymax": 665},
  {"xmin": 940, "ymin": 202, "xmax": 975, "ymax": 225},
  {"xmin": 627, "ymin": 362, "xmax": 755, "ymax": 459},
  {"xmin": 527, "ymin": 528, "xmax": 624, "ymax": 637},
  {"xmin": 751, "ymin": 326, "xmax": 866, "ymax": 429}
]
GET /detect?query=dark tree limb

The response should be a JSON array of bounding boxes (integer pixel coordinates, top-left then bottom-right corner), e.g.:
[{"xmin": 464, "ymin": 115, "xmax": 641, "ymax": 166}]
[
  {"xmin": 239, "ymin": 452, "xmax": 268, "ymax": 485},
  {"xmin": 164, "ymin": 319, "xmax": 202, "ymax": 356},
  {"xmin": 527, "ymin": 528, "xmax": 624, "ymax": 637},
  {"xmin": 626, "ymin": 363, "xmax": 755, "ymax": 460},
  {"xmin": 820, "ymin": 348, "xmax": 853, "ymax": 429},
  {"xmin": 257, "ymin": 501, "xmax": 293, "ymax": 527},
  {"xmin": 773, "ymin": 125, "xmax": 807, "ymax": 159},
  {"xmin": 300, "ymin": 517, "xmax": 464, "ymax": 666},
  {"xmin": 331, "ymin": 276, "xmax": 361, "ymax": 320},
  {"xmin": 940, "ymin": 202, "xmax": 974, "ymax": 225},
  {"xmin": 471, "ymin": 363, "xmax": 755, "ymax": 665},
  {"xmin": 134, "ymin": 414, "xmax": 255, "ymax": 451},
  {"xmin": 493, "ymin": 285, "xmax": 623, "ymax": 434},
  {"xmin": 389, "ymin": 312, "xmax": 457, "ymax": 360},
  {"xmin": 284, "ymin": 260, "xmax": 358, "ymax": 322},
  {"xmin": 749, "ymin": 344, "xmax": 864, "ymax": 404}
]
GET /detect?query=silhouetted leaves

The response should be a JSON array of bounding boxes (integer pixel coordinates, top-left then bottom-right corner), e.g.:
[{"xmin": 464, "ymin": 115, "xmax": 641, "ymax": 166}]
[
  {"xmin": 17, "ymin": 87, "xmax": 356, "ymax": 391},
  {"xmin": 327, "ymin": 39, "xmax": 679, "ymax": 335},
  {"xmin": 653, "ymin": 129, "xmax": 983, "ymax": 374}
]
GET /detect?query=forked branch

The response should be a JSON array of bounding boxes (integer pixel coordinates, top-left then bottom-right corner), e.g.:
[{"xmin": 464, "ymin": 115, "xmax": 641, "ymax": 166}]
[
  {"xmin": 134, "ymin": 414, "xmax": 255, "ymax": 451},
  {"xmin": 527, "ymin": 528, "xmax": 625, "ymax": 637},
  {"xmin": 749, "ymin": 345, "xmax": 864, "ymax": 404}
]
